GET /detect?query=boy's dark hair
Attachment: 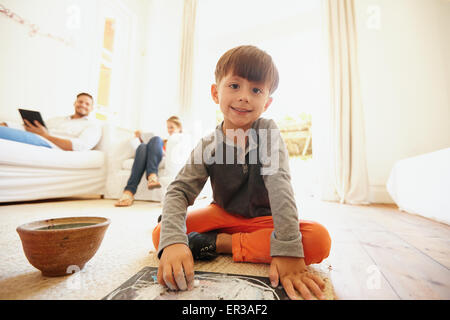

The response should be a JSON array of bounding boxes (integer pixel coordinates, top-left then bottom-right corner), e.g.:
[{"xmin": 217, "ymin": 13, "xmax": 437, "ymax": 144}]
[
  {"xmin": 77, "ymin": 92, "xmax": 94, "ymax": 104},
  {"xmin": 215, "ymin": 45, "xmax": 279, "ymax": 95}
]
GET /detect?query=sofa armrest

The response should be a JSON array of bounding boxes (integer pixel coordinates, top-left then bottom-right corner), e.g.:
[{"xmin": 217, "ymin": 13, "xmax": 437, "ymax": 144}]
[
  {"xmin": 101, "ymin": 125, "xmax": 136, "ymax": 173},
  {"xmin": 164, "ymin": 133, "xmax": 193, "ymax": 177}
]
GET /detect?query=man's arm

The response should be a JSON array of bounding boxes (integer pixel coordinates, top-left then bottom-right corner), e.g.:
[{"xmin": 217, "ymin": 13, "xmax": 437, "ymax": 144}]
[
  {"xmin": 70, "ymin": 123, "xmax": 101, "ymax": 151},
  {"xmin": 42, "ymin": 135, "xmax": 73, "ymax": 151},
  {"xmin": 24, "ymin": 119, "xmax": 73, "ymax": 150}
]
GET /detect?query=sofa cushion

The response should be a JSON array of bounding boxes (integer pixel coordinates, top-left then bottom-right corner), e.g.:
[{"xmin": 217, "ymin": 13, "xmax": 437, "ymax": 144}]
[
  {"xmin": 0, "ymin": 138, "xmax": 104, "ymax": 169},
  {"xmin": 122, "ymin": 158, "xmax": 134, "ymax": 170}
]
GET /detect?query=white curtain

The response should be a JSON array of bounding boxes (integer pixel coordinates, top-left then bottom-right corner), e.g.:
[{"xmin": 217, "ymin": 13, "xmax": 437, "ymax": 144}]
[
  {"xmin": 178, "ymin": 0, "xmax": 198, "ymax": 121},
  {"xmin": 324, "ymin": 0, "xmax": 370, "ymax": 204}
]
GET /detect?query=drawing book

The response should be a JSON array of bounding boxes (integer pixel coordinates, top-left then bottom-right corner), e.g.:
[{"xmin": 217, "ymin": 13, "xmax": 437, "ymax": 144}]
[{"xmin": 103, "ymin": 266, "xmax": 289, "ymax": 300}]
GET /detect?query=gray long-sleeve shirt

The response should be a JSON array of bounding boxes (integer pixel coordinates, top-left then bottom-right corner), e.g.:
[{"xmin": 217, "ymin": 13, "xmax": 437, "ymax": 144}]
[{"xmin": 158, "ymin": 117, "xmax": 304, "ymax": 259}]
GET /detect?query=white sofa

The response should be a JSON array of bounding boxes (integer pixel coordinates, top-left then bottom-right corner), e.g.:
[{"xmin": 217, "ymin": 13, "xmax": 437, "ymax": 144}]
[
  {"xmin": 0, "ymin": 124, "xmax": 113, "ymax": 203},
  {"xmin": 386, "ymin": 147, "xmax": 450, "ymax": 225},
  {"xmin": 0, "ymin": 124, "xmax": 208, "ymax": 203}
]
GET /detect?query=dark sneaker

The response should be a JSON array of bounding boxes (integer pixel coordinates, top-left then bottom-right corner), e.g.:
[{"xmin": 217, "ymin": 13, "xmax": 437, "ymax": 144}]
[{"xmin": 188, "ymin": 231, "xmax": 218, "ymax": 261}]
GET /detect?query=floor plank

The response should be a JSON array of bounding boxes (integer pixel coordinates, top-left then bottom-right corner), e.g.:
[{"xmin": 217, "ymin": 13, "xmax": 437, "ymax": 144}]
[
  {"xmin": 353, "ymin": 228, "xmax": 450, "ymax": 299},
  {"xmin": 298, "ymin": 200, "xmax": 450, "ymax": 299},
  {"xmin": 323, "ymin": 228, "xmax": 400, "ymax": 299},
  {"xmin": 361, "ymin": 205, "xmax": 450, "ymax": 269}
]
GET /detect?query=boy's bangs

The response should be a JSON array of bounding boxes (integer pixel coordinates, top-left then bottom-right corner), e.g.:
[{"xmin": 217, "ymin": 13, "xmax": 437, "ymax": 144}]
[
  {"xmin": 230, "ymin": 54, "xmax": 272, "ymax": 86},
  {"xmin": 216, "ymin": 46, "xmax": 279, "ymax": 93}
]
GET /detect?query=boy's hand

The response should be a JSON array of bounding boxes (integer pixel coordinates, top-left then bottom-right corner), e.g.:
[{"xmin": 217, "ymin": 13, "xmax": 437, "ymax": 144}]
[
  {"xmin": 157, "ymin": 243, "xmax": 195, "ymax": 291},
  {"xmin": 269, "ymin": 256, "xmax": 326, "ymax": 300}
]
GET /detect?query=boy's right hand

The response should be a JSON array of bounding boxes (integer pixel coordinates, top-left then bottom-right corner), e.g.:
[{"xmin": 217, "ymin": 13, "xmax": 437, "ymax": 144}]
[{"xmin": 157, "ymin": 243, "xmax": 195, "ymax": 291}]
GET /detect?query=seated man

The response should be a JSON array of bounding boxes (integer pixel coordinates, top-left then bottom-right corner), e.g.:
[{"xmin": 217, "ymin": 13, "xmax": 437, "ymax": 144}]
[{"xmin": 0, "ymin": 93, "xmax": 101, "ymax": 151}]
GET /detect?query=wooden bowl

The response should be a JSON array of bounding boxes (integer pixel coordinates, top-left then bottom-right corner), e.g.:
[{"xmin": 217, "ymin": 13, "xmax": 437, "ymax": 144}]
[{"xmin": 17, "ymin": 216, "xmax": 110, "ymax": 277}]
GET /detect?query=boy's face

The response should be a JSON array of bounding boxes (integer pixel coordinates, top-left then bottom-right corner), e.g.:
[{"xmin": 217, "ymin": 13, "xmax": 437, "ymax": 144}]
[
  {"xmin": 211, "ymin": 73, "xmax": 273, "ymax": 131},
  {"xmin": 74, "ymin": 95, "xmax": 93, "ymax": 117}
]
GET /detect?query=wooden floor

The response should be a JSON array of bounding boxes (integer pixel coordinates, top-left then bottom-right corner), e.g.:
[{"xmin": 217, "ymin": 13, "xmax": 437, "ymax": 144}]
[
  {"xmin": 284, "ymin": 158, "xmax": 450, "ymax": 299},
  {"xmin": 301, "ymin": 200, "xmax": 450, "ymax": 299},
  {"xmin": 1, "ymin": 195, "xmax": 449, "ymax": 300},
  {"xmin": 191, "ymin": 192, "xmax": 450, "ymax": 299}
]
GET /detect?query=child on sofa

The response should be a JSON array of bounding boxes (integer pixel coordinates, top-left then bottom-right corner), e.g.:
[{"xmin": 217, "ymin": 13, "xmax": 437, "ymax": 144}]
[
  {"xmin": 115, "ymin": 116, "xmax": 183, "ymax": 207},
  {"xmin": 152, "ymin": 45, "xmax": 331, "ymax": 300}
]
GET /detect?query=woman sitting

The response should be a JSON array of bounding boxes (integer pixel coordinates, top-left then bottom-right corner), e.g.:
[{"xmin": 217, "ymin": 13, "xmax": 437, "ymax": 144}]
[{"xmin": 115, "ymin": 116, "xmax": 183, "ymax": 207}]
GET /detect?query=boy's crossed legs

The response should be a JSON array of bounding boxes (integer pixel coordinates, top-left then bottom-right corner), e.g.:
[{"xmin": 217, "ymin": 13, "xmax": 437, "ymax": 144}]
[
  {"xmin": 153, "ymin": 204, "xmax": 332, "ymax": 299},
  {"xmin": 152, "ymin": 203, "xmax": 331, "ymax": 266}
]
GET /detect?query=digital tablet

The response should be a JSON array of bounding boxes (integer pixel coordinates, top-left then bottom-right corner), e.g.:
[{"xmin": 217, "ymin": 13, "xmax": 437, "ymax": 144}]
[{"xmin": 18, "ymin": 108, "xmax": 46, "ymax": 128}]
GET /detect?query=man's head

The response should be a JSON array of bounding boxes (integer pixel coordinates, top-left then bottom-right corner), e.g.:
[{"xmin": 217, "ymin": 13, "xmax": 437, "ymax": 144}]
[
  {"xmin": 74, "ymin": 93, "xmax": 94, "ymax": 118},
  {"xmin": 211, "ymin": 45, "xmax": 279, "ymax": 131}
]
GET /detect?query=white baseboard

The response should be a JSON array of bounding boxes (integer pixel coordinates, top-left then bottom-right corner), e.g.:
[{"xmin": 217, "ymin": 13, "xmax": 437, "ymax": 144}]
[{"xmin": 315, "ymin": 184, "xmax": 395, "ymax": 204}]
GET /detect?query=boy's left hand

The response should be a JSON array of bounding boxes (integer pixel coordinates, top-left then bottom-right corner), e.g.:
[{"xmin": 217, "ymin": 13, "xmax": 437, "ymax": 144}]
[{"xmin": 269, "ymin": 256, "xmax": 326, "ymax": 300}]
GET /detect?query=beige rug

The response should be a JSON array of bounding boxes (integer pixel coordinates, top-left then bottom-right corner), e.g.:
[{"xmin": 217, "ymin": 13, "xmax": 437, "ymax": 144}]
[{"xmin": 0, "ymin": 198, "xmax": 336, "ymax": 300}]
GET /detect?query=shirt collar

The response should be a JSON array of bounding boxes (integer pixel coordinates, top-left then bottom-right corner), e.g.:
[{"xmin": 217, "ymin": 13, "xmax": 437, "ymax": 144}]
[
  {"xmin": 215, "ymin": 121, "xmax": 258, "ymax": 154},
  {"xmin": 68, "ymin": 115, "xmax": 91, "ymax": 121}
]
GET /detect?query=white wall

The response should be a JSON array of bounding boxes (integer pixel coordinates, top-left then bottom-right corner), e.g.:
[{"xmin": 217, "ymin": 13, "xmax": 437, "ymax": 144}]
[
  {"xmin": 137, "ymin": 0, "xmax": 184, "ymax": 138},
  {"xmin": 0, "ymin": 0, "xmax": 100, "ymax": 121},
  {"xmin": 354, "ymin": 0, "xmax": 450, "ymax": 203},
  {"xmin": 0, "ymin": 0, "xmax": 149, "ymax": 131},
  {"xmin": 124, "ymin": 0, "xmax": 150, "ymax": 131}
]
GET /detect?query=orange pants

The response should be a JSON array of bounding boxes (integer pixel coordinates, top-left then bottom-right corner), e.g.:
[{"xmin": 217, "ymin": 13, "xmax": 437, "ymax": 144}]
[{"xmin": 152, "ymin": 204, "xmax": 331, "ymax": 265}]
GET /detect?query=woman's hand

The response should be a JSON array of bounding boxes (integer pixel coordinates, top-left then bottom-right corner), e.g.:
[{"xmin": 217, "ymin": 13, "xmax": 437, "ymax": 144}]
[
  {"xmin": 134, "ymin": 130, "xmax": 143, "ymax": 143},
  {"xmin": 134, "ymin": 130, "xmax": 141, "ymax": 138}
]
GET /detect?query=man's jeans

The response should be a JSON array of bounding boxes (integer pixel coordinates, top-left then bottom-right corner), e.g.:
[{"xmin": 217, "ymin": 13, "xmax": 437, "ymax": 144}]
[
  {"xmin": 124, "ymin": 136, "xmax": 164, "ymax": 194},
  {"xmin": 0, "ymin": 126, "xmax": 52, "ymax": 148}
]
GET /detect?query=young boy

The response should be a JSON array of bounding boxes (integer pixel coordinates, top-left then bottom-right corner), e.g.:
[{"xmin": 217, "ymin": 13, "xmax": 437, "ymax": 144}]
[{"xmin": 152, "ymin": 45, "xmax": 331, "ymax": 300}]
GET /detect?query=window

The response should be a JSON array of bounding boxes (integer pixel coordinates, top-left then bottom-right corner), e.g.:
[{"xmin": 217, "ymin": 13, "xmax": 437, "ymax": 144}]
[{"xmin": 96, "ymin": 18, "xmax": 116, "ymax": 121}]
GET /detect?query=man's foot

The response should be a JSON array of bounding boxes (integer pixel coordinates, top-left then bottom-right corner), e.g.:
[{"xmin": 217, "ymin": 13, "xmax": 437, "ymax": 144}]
[
  {"xmin": 114, "ymin": 191, "xmax": 134, "ymax": 207},
  {"xmin": 147, "ymin": 174, "xmax": 161, "ymax": 189},
  {"xmin": 188, "ymin": 231, "xmax": 219, "ymax": 261}
]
